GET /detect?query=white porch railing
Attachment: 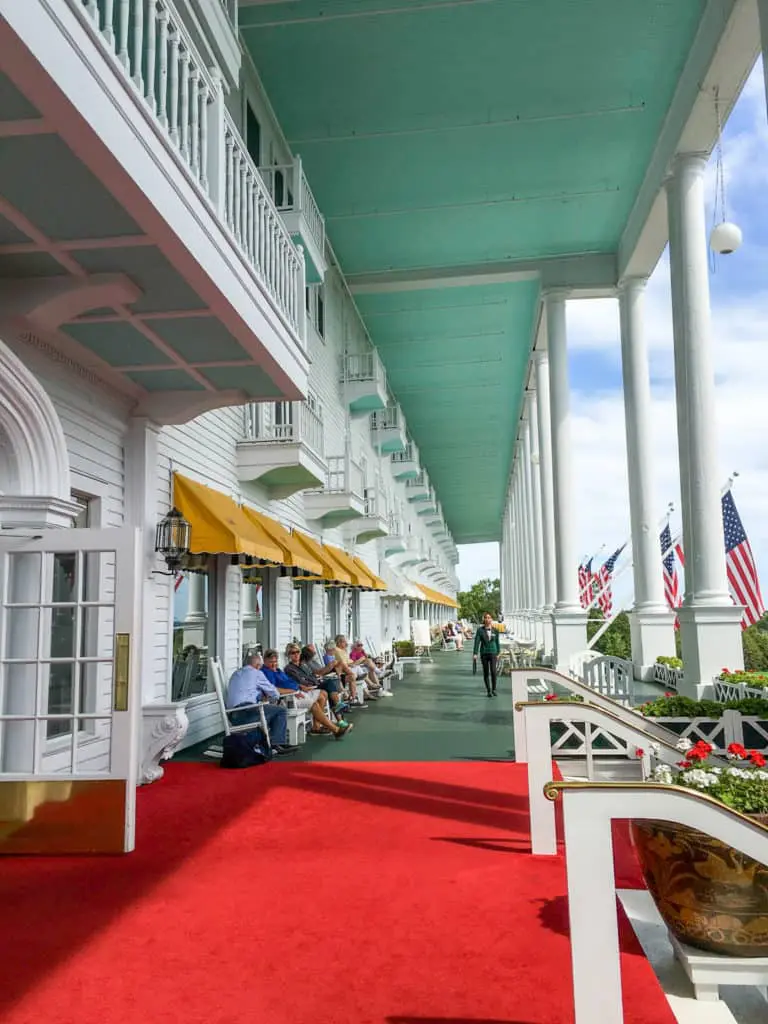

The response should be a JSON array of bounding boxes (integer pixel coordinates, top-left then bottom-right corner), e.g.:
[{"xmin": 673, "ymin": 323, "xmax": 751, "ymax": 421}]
[
  {"xmin": 76, "ymin": 0, "xmax": 304, "ymax": 338},
  {"xmin": 405, "ymin": 470, "xmax": 429, "ymax": 493},
  {"xmin": 259, "ymin": 156, "xmax": 326, "ymax": 259},
  {"xmin": 714, "ymin": 677, "xmax": 768, "ymax": 701},
  {"xmin": 548, "ymin": 781, "xmax": 768, "ymax": 1023},
  {"xmin": 340, "ymin": 350, "xmax": 386, "ymax": 386},
  {"xmin": 582, "ymin": 655, "xmax": 633, "ymax": 703},
  {"xmin": 388, "ymin": 514, "xmax": 403, "ymax": 535},
  {"xmin": 242, "ymin": 401, "xmax": 324, "ymax": 457},
  {"xmin": 517, "ymin": 698, "xmax": 682, "ymax": 856}
]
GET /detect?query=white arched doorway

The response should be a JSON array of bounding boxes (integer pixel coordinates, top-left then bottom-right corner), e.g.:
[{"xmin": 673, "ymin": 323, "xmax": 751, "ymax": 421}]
[
  {"xmin": 0, "ymin": 336, "xmax": 79, "ymax": 529},
  {"xmin": 0, "ymin": 337, "xmax": 142, "ymax": 854}
]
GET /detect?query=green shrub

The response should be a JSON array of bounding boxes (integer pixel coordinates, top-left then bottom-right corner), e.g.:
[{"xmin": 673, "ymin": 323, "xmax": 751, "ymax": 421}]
[
  {"xmin": 656, "ymin": 655, "xmax": 682, "ymax": 669},
  {"xmin": 718, "ymin": 669, "xmax": 768, "ymax": 689},
  {"xmin": 638, "ymin": 694, "xmax": 768, "ymax": 719},
  {"xmin": 394, "ymin": 641, "xmax": 415, "ymax": 657}
]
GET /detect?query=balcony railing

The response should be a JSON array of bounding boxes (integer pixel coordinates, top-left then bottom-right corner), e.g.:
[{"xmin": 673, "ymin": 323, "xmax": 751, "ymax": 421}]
[
  {"xmin": 323, "ymin": 455, "xmax": 365, "ymax": 498},
  {"xmin": 77, "ymin": 0, "xmax": 304, "ymax": 340},
  {"xmin": 391, "ymin": 443, "xmax": 417, "ymax": 465},
  {"xmin": 259, "ymin": 156, "xmax": 326, "ymax": 265},
  {"xmin": 364, "ymin": 487, "xmax": 387, "ymax": 519},
  {"xmin": 243, "ymin": 401, "xmax": 324, "ymax": 457},
  {"xmin": 388, "ymin": 514, "xmax": 403, "ymax": 536},
  {"xmin": 341, "ymin": 350, "xmax": 386, "ymax": 386},
  {"xmin": 370, "ymin": 406, "xmax": 401, "ymax": 431}
]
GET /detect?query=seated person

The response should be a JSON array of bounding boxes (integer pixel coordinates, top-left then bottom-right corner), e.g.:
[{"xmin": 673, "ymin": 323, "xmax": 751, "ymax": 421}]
[
  {"xmin": 350, "ymin": 640, "xmax": 394, "ymax": 695},
  {"xmin": 226, "ymin": 653, "xmax": 297, "ymax": 753},
  {"xmin": 320, "ymin": 642, "xmax": 361, "ymax": 705},
  {"xmin": 447, "ymin": 622, "xmax": 464, "ymax": 649},
  {"xmin": 333, "ymin": 634, "xmax": 381, "ymax": 699},
  {"xmin": 262, "ymin": 649, "xmax": 352, "ymax": 739},
  {"xmin": 284, "ymin": 643, "xmax": 349, "ymax": 716}
]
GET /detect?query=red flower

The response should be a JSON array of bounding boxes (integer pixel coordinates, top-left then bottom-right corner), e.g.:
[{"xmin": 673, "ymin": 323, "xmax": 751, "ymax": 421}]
[
  {"xmin": 664, "ymin": 692, "xmax": 674, "ymax": 698},
  {"xmin": 727, "ymin": 743, "xmax": 747, "ymax": 759},
  {"xmin": 635, "ymin": 748, "xmax": 645, "ymax": 758},
  {"xmin": 544, "ymin": 694, "xmax": 557, "ymax": 702},
  {"xmin": 687, "ymin": 741, "xmax": 713, "ymax": 762},
  {"xmin": 721, "ymin": 668, "xmax": 730, "ymax": 675},
  {"xmin": 750, "ymin": 751, "xmax": 767, "ymax": 768},
  {"xmin": 678, "ymin": 760, "xmax": 693, "ymax": 769}
]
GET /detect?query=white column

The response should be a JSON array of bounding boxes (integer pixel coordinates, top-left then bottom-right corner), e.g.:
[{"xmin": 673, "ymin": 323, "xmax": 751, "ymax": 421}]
[
  {"xmin": 512, "ymin": 470, "xmax": 523, "ymax": 635},
  {"xmin": 522, "ymin": 407, "xmax": 541, "ymax": 644},
  {"xmin": 618, "ymin": 279, "xmax": 676, "ymax": 679},
  {"xmin": 534, "ymin": 350, "xmax": 556, "ymax": 657},
  {"xmin": 528, "ymin": 390, "xmax": 547, "ymax": 650},
  {"xmin": 545, "ymin": 292, "xmax": 586, "ymax": 667},
  {"xmin": 241, "ymin": 581, "xmax": 258, "ymax": 626},
  {"xmin": 515, "ymin": 460, "xmax": 529, "ymax": 637},
  {"xmin": 666, "ymin": 154, "xmax": 743, "ymax": 693}
]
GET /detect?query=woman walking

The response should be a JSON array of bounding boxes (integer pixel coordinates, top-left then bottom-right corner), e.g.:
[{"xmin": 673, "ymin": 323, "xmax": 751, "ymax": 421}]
[{"xmin": 472, "ymin": 612, "xmax": 502, "ymax": 697}]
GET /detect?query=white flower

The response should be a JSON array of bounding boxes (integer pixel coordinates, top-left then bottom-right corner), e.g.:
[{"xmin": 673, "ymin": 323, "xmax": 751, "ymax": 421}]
[
  {"xmin": 726, "ymin": 767, "xmax": 750, "ymax": 779},
  {"xmin": 682, "ymin": 769, "xmax": 718, "ymax": 789},
  {"xmin": 653, "ymin": 765, "xmax": 674, "ymax": 784},
  {"xmin": 649, "ymin": 742, "xmax": 661, "ymax": 755},
  {"xmin": 676, "ymin": 737, "xmax": 693, "ymax": 753}
]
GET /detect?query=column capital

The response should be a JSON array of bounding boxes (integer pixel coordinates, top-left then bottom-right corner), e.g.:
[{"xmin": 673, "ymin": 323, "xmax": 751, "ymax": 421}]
[
  {"xmin": 665, "ymin": 152, "xmax": 708, "ymax": 187},
  {"xmin": 543, "ymin": 287, "xmax": 570, "ymax": 306},
  {"xmin": 617, "ymin": 275, "xmax": 648, "ymax": 296}
]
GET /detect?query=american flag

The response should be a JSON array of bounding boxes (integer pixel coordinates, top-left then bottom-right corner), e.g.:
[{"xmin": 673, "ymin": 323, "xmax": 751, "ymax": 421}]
[
  {"xmin": 597, "ymin": 546, "xmax": 625, "ymax": 617},
  {"xmin": 578, "ymin": 561, "xmax": 590, "ymax": 609},
  {"xmin": 659, "ymin": 524, "xmax": 681, "ymax": 610},
  {"xmin": 174, "ymin": 572, "xmax": 184, "ymax": 592},
  {"xmin": 722, "ymin": 490, "xmax": 765, "ymax": 628}
]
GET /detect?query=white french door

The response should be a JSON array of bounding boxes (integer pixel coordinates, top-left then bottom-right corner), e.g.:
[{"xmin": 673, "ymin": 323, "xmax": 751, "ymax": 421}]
[{"xmin": 0, "ymin": 528, "xmax": 140, "ymax": 854}]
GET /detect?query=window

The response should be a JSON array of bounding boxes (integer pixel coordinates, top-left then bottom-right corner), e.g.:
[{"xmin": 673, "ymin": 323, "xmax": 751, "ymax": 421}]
[
  {"xmin": 171, "ymin": 561, "xmax": 218, "ymax": 700},
  {"xmin": 306, "ymin": 285, "xmax": 325, "ymax": 339},
  {"xmin": 291, "ymin": 585, "xmax": 304, "ymax": 643},
  {"xmin": 246, "ymin": 103, "xmax": 261, "ymax": 166},
  {"xmin": 47, "ymin": 493, "xmax": 96, "ymax": 740},
  {"xmin": 241, "ymin": 568, "xmax": 267, "ymax": 663}
]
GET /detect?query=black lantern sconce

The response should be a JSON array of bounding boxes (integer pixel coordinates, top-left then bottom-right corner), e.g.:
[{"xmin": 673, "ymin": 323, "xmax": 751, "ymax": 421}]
[{"xmin": 154, "ymin": 507, "xmax": 191, "ymax": 574}]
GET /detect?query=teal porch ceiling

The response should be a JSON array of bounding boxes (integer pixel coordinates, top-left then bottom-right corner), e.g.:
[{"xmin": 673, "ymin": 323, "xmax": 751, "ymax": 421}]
[
  {"xmin": 355, "ymin": 281, "xmax": 538, "ymax": 543},
  {"xmin": 241, "ymin": 0, "xmax": 708, "ymax": 540}
]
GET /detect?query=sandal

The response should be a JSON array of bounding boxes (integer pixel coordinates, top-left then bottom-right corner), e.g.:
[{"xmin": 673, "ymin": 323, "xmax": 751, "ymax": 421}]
[{"xmin": 334, "ymin": 722, "xmax": 354, "ymax": 740}]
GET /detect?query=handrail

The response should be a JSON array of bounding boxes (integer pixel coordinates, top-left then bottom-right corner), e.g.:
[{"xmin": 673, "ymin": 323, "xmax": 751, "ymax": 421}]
[
  {"xmin": 510, "ymin": 667, "xmax": 680, "ymax": 763},
  {"xmin": 545, "ymin": 781, "xmax": 768, "ymax": 1023},
  {"xmin": 517, "ymin": 699, "xmax": 682, "ymax": 855}
]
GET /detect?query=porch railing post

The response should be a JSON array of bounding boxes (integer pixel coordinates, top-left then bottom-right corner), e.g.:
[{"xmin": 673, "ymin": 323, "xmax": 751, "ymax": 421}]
[{"xmin": 206, "ymin": 66, "xmax": 226, "ymax": 218}]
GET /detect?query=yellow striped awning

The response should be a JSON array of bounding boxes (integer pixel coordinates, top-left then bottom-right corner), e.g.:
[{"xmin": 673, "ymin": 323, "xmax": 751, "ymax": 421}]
[
  {"xmin": 241, "ymin": 507, "xmax": 322, "ymax": 577},
  {"xmin": 324, "ymin": 544, "xmax": 369, "ymax": 588},
  {"xmin": 173, "ymin": 475, "xmax": 283, "ymax": 563},
  {"xmin": 292, "ymin": 531, "xmax": 354, "ymax": 586},
  {"xmin": 350, "ymin": 554, "xmax": 387, "ymax": 591},
  {"xmin": 416, "ymin": 583, "xmax": 459, "ymax": 609}
]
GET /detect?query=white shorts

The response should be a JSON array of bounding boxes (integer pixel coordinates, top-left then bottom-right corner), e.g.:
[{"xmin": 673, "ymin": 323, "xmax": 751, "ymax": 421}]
[
  {"xmin": 353, "ymin": 665, "xmax": 368, "ymax": 679},
  {"xmin": 292, "ymin": 689, "xmax": 321, "ymax": 710}
]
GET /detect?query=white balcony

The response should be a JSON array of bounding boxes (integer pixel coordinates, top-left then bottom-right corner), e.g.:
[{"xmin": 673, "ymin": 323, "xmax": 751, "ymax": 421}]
[
  {"xmin": 259, "ymin": 156, "xmax": 327, "ymax": 284},
  {"xmin": 390, "ymin": 539, "xmax": 422, "ymax": 569},
  {"xmin": 381, "ymin": 515, "xmax": 406, "ymax": 557},
  {"xmin": 340, "ymin": 352, "xmax": 388, "ymax": 418},
  {"xmin": 370, "ymin": 405, "xmax": 407, "ymax": 455},
  {"xmin": 0, "ymin": 1, "xmax": 309, "ymax": 426},
  {"xmin": 237, "ymin": 401, "xmax": 326, "ymax": 499},
  {"xmin": 349, "ymin": 487, "xmax": 390, "ymax": 544},
  {"xmin": 304, "ymin": 455, "xmax": 366, "ymax": 527},
  {"xmin": 405, "ymin": 472, "xmax": 430, "ymax": 504},
  {"xmin": 390, "ymin": 442, "xmax": 419, "ymax": 480}
]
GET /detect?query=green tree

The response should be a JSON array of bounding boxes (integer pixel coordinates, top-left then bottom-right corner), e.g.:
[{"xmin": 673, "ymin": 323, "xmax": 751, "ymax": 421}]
[
  {"xmin": 458, "ymin": 578, "xmax": 500, "ymax": 622},
  {"xmin": 743, "ymin": 623, "xmax": 768, "ymax": 670},
  {"xmin": 586, "ymin": 608, "xmax": 631, "ymax": 660}
]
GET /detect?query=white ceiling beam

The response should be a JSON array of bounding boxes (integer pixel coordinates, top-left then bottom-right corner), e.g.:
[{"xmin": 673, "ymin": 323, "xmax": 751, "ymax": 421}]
[{"xmin": 348, "ymin": 252, "xmax": 617, "ymax": 296}]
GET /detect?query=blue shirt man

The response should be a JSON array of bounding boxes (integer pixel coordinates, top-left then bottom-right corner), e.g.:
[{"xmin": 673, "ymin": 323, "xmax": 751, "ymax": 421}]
[{"xmin": 226, "ymin": 655, "xmax": 290, "ymax": 748}]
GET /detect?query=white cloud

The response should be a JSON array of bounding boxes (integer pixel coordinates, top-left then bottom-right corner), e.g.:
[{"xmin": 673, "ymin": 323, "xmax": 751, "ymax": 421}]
[
  {"xmin": 457, "ymin": 542, "xmax": 499, "ymax": 590},
  {"xmin": 567, "ymin": 62, "xmax": 768, "ymax": 611}
]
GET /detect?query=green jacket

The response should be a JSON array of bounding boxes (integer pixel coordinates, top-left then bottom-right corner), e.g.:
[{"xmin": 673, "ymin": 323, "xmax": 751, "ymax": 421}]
[{"xmin": 473, "ymin": 626, "xmax": 501, "ymax": 656}]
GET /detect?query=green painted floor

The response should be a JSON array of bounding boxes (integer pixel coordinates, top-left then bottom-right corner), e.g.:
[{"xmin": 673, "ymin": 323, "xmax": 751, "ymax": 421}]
[{"xmin": 177, "ymin": 650, "xmax": 516, "ymax": 764}]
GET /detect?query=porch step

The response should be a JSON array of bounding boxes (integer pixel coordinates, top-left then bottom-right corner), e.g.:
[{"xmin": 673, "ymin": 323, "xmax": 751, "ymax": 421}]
[{"xmin": 555, "ymin": 758, "xmax": 645, "ymax": 782}]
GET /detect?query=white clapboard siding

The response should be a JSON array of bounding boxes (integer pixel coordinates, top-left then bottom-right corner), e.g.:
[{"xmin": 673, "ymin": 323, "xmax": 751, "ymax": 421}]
[
  {"xmin": 223, "ymin": 565, "xmax": 242, "ymax": 675},
  {"xmin": 359, "ymin": 591, "xmax": 382, "ymax": 653},
  {"xmin": 275, "ymin": 575, "xmax": 294, "ymax": 653}
]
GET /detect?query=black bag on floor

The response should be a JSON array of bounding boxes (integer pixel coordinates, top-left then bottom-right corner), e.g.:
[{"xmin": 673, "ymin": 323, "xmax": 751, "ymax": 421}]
[{"xmin": 220, "ymin": 729, "xmax": 273, "ymax": 769}]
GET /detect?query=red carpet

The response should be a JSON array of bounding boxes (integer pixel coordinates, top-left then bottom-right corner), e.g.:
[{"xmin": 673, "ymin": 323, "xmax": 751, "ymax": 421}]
[{"xmin": 0, "ymin": 761, "xmax": 670, "ymax": 1024}]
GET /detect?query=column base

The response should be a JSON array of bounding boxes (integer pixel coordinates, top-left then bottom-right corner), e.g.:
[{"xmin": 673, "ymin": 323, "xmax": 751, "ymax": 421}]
[
  {"xmin": 553, "ymin": 607, "xmax": 588, "ymax": 671},
  {"xmin": 540, "ymin": 609, "xmax": 554, "ymax": 661},
  {"xmin": 629, "ymin": 607, "xmax": 678, "ymax": 681},
  {"xmin": 678, "ymin": 604, "xmax": 745, "ymax": 698}
]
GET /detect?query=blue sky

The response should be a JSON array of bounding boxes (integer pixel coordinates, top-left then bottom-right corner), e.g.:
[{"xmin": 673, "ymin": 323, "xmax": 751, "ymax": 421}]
[{"xmin": 458, "ymin": 60, "xmax": 768, "ymax": 606}]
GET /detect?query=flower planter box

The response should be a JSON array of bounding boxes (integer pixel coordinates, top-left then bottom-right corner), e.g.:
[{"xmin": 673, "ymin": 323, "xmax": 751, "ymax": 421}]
[{"xmin": 653, "ymin": 713, "xmax": 768, "ymax": 755}]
